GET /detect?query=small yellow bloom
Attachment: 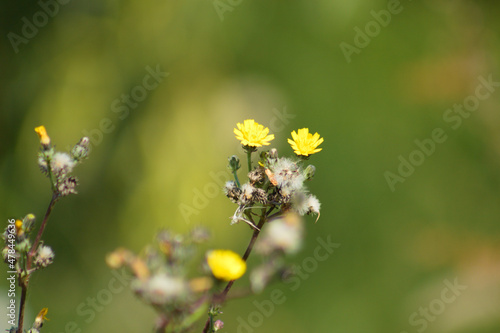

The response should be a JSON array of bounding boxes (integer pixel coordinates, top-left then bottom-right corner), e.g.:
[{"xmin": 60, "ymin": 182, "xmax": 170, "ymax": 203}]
[
  {"xmin": 131, "ymin": 258, "xmax": 150, "ymax": 281},
  {"xmin": 34, "ymin": 126, "xmax": 51, "ymax": 145},
  {"xmin": 288, "ymin": 128, "xmax": 324, "ymax": 156},
  {"xmin": 234, "ymin": 119, "xmax": 274, "ymax": 147},
  {"xmin": 207, "ymin": 249, "xmax": 246, "ymax": 281},
  {"xmin": 33, "ymin": 307, "xmax": 49, "ymax": 329},
  {"xmin": 15, "ymin": 219, "xmax": 24, "ymax": 237}
]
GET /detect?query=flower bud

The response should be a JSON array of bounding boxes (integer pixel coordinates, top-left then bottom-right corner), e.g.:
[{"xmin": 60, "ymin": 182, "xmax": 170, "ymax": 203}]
[
  {"xmin": 214, "ymin": 320, "xmax": 224, "ymax": 331},
  {"xmin": 34, "ymin": 126, "xmax": 50, "ymax": 147},
  {"xmin": 71, "ymin": 137, "xmax": 90, "ymax": 161},
  {"xmin": 268, "ymin": 148, "xmax": 278, "ymax": 160},
  {"xmin": 23, "ymin": 214, "xmax": 36, "ymax": 232},
  {"xmin": 32, "ymin": 308, "xmax": 49, "ymax": 329},
  {"xmin": 15, "ymin": 219, "xmax": 24, "ymax": 237},
  {"xmin": 304, "ymin": 165, "xmax": 316, "ymax": 181},
  {"xmin": 228, "ymin": 155, "xmax": 241, "ymax": 172}
]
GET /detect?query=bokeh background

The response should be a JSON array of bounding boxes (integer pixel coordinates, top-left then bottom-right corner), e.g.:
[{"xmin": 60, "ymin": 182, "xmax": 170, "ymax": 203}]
[{"xmin": 1, "ymin": 0, "xmax": 500, "ymax": 332}]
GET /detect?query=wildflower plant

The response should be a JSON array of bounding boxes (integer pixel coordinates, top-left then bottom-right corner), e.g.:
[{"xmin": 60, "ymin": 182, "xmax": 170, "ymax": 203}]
[
  {"xmin": 107, "ymin": 119, "xmax": 324, "ymax": 332},
  {"xmin": 2, "ymin": 127, "xmax": 89, "ymax": 333}
]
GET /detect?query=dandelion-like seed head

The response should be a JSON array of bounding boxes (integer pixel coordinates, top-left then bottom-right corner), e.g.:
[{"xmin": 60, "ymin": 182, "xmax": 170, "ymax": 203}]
[
  {"xmin": 51, "ymin": 152, "xmax": 75, "ymax": 175},
  {"xmin": 234, "ymin": 119, "xmax": 274, "ymax": 148},
  {"xmin": 240, "ymin": 183, "xmax": 255, "ymax": 204},
  {"xmin": 144, "ymin": 274, "xmax": 187, "ymax": 305},
  {"xmin": 288, "ymin": 128, "xmax": 324, "ymax": 157},
  {"xmin": 306, "ymin": 194, "xmax": 321, "ymax": 216},
  {"xmin": 271, "ymin": 158, "xmax": 305, "ymax": 197},
  {"xmin": 256, "ymin": 213, "xmax": 303, "ymax": 255},
  {"xmin": 35, "ymin": 245, "xmax": 54, "ymax": 268},
  {"xmin": 207, "ymin": 249, "xmax": 247, "ymax": 281}
]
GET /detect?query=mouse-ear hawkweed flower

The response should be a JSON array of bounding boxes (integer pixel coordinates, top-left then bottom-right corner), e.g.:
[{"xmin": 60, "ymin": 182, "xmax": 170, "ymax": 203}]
[
  {"xmin": 234, "ymin": 119, "xmax": 274, "ymax": 148},
  {"xmin": 34, "ymin": 126, "xmax": 51, "ymax": 147},
  {"xmin": 207, "ymin": 250, "xmax": 246, "ymax": 281},
  {"xmin": 288, "ymin": 128, "xmax": 324, "ymax": 157}
]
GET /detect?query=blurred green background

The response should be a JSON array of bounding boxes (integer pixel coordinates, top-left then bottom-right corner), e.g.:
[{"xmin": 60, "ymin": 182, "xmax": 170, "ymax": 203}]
[{"xmin": 1, "ymin": 0, "xmax": 500, "ymax": 332}]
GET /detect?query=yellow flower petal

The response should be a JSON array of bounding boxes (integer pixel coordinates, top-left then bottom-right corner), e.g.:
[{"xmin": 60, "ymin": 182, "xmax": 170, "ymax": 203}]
[
  {"xmin": 34, "ymin": 126, "xmax": 51, "ymax": 145},
  {"xmin": 288, "ymin": 128, "xmax": 324, "ymax": 156},
  {"xmin": 234, "ymin": 119, "xmax": 274, "ymax": 147},
  {"xmin": 207, "ymin": 249, "xmax": 246, "ymax": 281}
]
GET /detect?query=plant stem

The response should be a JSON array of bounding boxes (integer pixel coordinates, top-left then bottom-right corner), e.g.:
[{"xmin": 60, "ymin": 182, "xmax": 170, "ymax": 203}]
[
  {"xmin": 17, "ymin": 193, "xmax": 58, "ymax": 333},
  {"xmin": 246, "ymin": 149, "xmax": 252, "ymax": 173},
  {"xmin": 27, "ymin": 193, "xmax": 58, "ymax": 264},
  {"xmin": 232, "ymin": 170, "xmax": 241, "ymax": 188},
  {"xmin": 155, "ymin": 313, "xmax": 169, "ymax": 333},
  {"xmin": 202, "ymin": 208, "xmax": 267, "ymax": 332},
  {"xmin": 17, "ymin": 281, "xmax": 28, "ymax": 333}
]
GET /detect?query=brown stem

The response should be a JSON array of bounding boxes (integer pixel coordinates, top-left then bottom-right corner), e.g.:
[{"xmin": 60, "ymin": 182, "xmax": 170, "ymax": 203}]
[
  {"xmin": 202, "ymin": 208, "xmax": 268, "ymax": 332},
  {"xmin": 18, "ymin": 193, "xmax": 58, "ymax": 333},
  {"xmin": 27, "ymin": 193, "xmax": 58, "ymax": 266},
  {"xmin": 155, "ymin": 313, "xmax": 169, "ymax": 333},
  {"xmin": 17, "ymin": 281, "xmax": 28, "ymax": 333}
]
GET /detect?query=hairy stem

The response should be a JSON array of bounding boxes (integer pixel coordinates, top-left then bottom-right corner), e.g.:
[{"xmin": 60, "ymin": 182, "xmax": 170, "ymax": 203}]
[{"xmin": 246, "ymin": 149, "xmax": 252, "ymax": 173}]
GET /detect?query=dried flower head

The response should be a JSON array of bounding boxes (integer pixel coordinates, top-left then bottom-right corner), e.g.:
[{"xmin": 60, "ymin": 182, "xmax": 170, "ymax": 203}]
[
  {"xmin": 223, "ymin": 181, "xmax": 242, "ymax": 203},
  {"xmin": 144, "ymin": 273, "xmax": 188, "ymax": 305},
  {"xmin": 234, "ymin": 119, "xmax": 274, "ymax": 147},
  {"xmin": 50, "ymin": 152, "xmax": 75, "ymax": 176},
  {"xmin": 34, "ymin": 245, "xmax": 54, "ymax": 268},
  {"xmin": 207, "ymin": 249, "xmax": 247, "ymax": 281},
  {"xmin": 288, "ymin": 128, "xmax": 324, "ymax": 157},
  {"xmin": 57, "ymin": 176, "xmax": 78, "ymax": 196},
  {"xmin": 256, "ymin": 213, "xmax": 303, "ymax": 255},
  {"xmin": 271, "ymin": 158, "xmax": 305, "ymax": 197}
]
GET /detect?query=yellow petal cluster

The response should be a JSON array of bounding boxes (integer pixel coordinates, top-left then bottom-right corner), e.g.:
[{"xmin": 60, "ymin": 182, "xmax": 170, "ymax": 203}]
[
  {"xmin": 234, "ymin": 119, "xmax": 274, "ymax": 147},
  {"xmin": 34, "ymin": 126, "xmax": 51, "ymax": 145},
  {"xmin": 288, "ymin": 128, "xmax": 324, "ymax": 156},
  {"xmin": 207, "ymin": 249, "xmax": 246, "ymax": 281}
]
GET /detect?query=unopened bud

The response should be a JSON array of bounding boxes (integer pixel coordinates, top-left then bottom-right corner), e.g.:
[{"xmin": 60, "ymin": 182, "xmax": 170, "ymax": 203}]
[
  {"xmin": 304, "ymin": 165, "xmax": 316, "ymax": 181},
  {"xmin": 34, "ymin": 126, "xmax": 50, "ymax": 147},
  {"xmin": 71, "ymin": 137, "xmax": 90, "ymax": 161},
  {"xmin": 269, "ymin": 148, "xmax": 278, "ymax": 160},
  {"xmin": 228, "ymin": 155, "xmax": 241, "ymax": 172},
  {"xmin": 23, "ymin": 214, "xmax": 36, "ymax": 232},
  {"xmin": 214, "ymin": 320, "xmax": 224, "ymax": 331}
]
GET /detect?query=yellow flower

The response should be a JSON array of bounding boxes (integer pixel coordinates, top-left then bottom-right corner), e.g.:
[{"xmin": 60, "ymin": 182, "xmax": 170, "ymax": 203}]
[
  {"xmin": 234, "ymin": 119, "xmax": 274, "ymax": 147},
  {"xmin": 207, "ymin": 249, "xmax": 246, "ymax": 281},
  {"xmin": 15, "ymin": 219, "xmax": 24, "ymax": 237},
  {"xmin": 34, "ymin": 126, "xmax": 51, "ymax": 145},
  {"xmin": 33, "ymin": 308, "xmax": 49, "ymax": 329},
  {"xmin": 288, "ymin": 128, "xmax": 324, "ymax": 156}
]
